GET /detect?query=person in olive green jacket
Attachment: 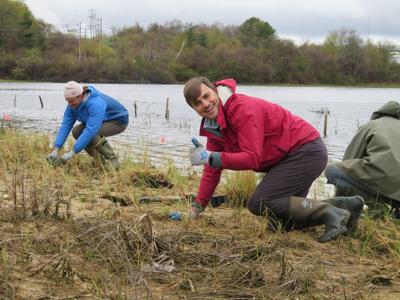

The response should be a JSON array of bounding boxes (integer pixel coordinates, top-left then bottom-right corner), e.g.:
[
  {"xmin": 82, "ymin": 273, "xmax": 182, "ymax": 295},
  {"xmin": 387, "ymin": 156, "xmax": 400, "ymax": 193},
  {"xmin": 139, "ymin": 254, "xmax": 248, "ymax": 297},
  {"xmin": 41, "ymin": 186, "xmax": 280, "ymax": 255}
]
[{"xmin": 325, "ymin": 101, "xmax": 400, "ymax": 218}]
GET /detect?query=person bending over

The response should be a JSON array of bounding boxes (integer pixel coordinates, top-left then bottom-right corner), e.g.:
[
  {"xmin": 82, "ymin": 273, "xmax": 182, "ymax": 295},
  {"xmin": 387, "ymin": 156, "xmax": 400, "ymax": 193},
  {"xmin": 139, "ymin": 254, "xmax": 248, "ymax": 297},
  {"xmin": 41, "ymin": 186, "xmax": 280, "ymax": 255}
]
[
  {"xmin": 47, "ymin": 81, "xmax": 129, "ymax": 169},
  {"xmin": 185, "ymin": 77, "xmax": 364, "ymax": 243}
]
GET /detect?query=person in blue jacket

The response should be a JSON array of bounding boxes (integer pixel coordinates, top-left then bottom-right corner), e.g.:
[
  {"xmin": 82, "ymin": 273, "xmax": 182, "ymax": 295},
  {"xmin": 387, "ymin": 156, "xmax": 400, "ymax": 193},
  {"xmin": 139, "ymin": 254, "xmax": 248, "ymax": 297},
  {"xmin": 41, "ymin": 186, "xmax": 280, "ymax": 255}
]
[{"xmin": 46, "ymin": 81, "xmax": 129, "ymax": 169}]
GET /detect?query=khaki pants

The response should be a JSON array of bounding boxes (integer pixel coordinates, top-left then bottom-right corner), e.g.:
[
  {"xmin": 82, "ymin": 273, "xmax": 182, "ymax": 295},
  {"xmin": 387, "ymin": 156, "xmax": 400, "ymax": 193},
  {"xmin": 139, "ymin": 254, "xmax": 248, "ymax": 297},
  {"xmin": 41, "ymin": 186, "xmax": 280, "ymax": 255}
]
[{"xmin": 72, "ymin": 120, "xmax": 127, "ymax": 146}]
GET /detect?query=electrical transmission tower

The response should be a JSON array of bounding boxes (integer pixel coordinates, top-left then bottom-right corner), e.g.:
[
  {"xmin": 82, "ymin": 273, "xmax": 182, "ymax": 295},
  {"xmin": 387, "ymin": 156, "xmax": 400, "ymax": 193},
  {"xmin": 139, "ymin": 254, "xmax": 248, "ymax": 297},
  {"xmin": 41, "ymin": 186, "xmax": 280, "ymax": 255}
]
[{"xmin": 65, "ymin": 9, "xmax": 103, "ymax": 61}]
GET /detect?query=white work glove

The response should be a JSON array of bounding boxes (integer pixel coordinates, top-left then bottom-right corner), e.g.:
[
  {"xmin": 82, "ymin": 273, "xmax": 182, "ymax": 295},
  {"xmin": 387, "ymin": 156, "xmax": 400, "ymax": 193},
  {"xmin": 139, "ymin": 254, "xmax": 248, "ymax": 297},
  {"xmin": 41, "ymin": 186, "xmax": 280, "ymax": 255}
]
[
  {"xmin": 189, "ymin": 138, "xmax": 210, "ymax": 166},
  {"xmin": 189, "ymin": 202, "xmax": 204, "ymax": 220},
  {"xmin": 60, "ymin": 151, "xmax": 75, "ymax": 164},
  {"xmin": 46, "ymin": 148, "xmax": 59, "ymax": 162}
]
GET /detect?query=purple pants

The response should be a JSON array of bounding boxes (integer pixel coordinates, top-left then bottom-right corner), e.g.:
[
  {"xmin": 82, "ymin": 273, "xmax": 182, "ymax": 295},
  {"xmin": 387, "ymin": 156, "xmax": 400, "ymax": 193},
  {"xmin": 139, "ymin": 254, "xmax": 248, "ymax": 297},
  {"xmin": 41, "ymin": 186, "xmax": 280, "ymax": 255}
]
[{"xmin": 247, "ymin": 137, "xmax": 327, "ymax": 218}]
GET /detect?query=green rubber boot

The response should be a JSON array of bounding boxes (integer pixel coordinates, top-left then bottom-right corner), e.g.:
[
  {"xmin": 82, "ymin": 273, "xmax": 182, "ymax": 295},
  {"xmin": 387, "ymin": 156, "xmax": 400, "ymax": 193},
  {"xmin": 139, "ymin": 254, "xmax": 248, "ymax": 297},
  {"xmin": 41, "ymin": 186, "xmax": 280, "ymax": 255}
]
[
  {"xmin": 323, "ymin": 196, "xmax": 364, "ymax": 232},
  {"xmin": 85, "ymin": 136, "xmax": 107, "ymax": 167},
  {"xmin": 96, "ymin": 138, "xmax": 120, "ymax": 170},
  {"xmin": 288, "ymin": 196, "xmax": 350, "ymax": 243}
]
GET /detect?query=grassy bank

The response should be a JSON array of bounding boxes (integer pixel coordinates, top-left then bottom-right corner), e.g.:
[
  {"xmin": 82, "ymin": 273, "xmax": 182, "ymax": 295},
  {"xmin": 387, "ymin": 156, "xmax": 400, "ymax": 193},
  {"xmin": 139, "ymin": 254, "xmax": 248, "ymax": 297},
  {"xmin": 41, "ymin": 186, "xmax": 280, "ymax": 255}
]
[{"xmin": 1, "ymin": 128, "xmax": 400, "ymax": 299}]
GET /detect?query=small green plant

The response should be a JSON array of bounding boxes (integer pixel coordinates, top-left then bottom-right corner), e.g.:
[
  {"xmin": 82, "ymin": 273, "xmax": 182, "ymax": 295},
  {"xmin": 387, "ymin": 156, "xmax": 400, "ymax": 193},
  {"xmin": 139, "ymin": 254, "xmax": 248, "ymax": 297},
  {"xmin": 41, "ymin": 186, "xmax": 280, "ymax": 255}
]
[{"xmin": 223, "ymin": 170, "xmax": 257, "ymax": 207}]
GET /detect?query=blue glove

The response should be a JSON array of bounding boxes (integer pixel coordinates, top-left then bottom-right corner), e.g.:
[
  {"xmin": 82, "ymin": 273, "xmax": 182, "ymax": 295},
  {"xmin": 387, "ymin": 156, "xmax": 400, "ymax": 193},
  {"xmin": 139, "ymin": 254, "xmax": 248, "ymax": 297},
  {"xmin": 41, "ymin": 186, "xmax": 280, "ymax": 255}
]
[
  {"xmin": 168, "ymin": 211, "xmax": 182, "ymax": 221},
  {"xmin": 189, "ymin": 138, "xmax": 210, "ymax": 166},
  {"xmin": 168, "ymin": 203, "xmax": 204, "ymax": 221},
  {"xmin": 60, "ymin": 151, "xmax": 75, "ymax": 164}
]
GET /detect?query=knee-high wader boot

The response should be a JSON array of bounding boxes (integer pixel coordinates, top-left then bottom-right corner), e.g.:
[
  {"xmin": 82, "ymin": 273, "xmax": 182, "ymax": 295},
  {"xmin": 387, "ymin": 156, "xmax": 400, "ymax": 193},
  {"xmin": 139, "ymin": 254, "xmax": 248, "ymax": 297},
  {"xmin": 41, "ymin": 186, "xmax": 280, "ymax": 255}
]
[
  {"xmin": 95, "ymin": 138, "xmax": 120, "ymax": 170},
  {"xmin": 287, "ymin": 196, "xmax": 350, "ymax": 243},
  {"xmin": 84, "ymin": 136, "xmax": 120, "ymax": 170}
]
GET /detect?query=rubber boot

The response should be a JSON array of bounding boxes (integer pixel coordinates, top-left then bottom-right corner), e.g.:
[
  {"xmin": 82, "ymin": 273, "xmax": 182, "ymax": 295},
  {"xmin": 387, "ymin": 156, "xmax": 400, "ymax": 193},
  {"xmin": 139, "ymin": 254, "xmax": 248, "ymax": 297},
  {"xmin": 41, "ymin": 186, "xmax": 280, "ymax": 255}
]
[
  {"xmin": 96, "ymin": 138, "xmax": 120, "ymax": 170},
  {"xmin": 288, "ymin": 196, "xmax": 350, "ymax": 243},
  {"xmin": 322, "ymin": 196, "xmax": 364, "ymax": 232},
  {"xmin": 392, "ymin": 207, "xmax": 400, "ymax": 219},
  {"xmin": 334, "ymin": 186, "xmax": 387, "ymax": 218},
  {"xmin": 85, "ymin": 136, "xmax": 107, "ymax": 167}
]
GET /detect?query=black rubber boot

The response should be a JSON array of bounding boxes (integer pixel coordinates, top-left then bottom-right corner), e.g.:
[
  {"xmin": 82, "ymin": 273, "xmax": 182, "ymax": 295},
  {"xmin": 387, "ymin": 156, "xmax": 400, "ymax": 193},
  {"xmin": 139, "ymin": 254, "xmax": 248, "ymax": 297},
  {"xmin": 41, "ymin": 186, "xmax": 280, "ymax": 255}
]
[
  {"xmin": 322, "ymin": 196, "xmax": 364, "ymax": 232},
  {"xmin": 288, "ymin": 196, "xmax": 350, "ymax": 243}
]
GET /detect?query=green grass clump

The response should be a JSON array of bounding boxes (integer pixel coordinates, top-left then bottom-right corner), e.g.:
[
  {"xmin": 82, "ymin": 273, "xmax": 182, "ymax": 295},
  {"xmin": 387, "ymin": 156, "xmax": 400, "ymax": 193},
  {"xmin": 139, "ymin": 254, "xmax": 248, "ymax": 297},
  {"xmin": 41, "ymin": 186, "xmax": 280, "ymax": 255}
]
[
  {"xmin": 223, "ymin": 170, "xmax": 258, "ymax": 207},
  {"xmin": 358, "ymin": 215, "xmax": 400, "ymax": 261}
]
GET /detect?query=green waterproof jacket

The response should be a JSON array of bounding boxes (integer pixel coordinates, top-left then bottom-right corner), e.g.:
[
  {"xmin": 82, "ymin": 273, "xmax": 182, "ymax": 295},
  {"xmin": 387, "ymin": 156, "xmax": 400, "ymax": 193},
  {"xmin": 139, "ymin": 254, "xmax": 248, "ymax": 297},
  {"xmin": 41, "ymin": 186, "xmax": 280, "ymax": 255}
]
[{"xmin": 338, "ymin": 101, "xmax": 400, "ymax": 201}]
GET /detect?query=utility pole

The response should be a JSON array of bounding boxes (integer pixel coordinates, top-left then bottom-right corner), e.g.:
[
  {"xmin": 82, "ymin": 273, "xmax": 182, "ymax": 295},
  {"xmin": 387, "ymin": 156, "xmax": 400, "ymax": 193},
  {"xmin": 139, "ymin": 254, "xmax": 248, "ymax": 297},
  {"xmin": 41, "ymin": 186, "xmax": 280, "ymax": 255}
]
[
  {"xmin": 78, "ymin": 22, "xmax": 81, "ymax": 62},
  {"xmin": 99, "ymin": 17, "xmax": 102, "ymax": 58},
  {"xmin": 66, "ymin": 23, "xmax": 81, "ymax": 62},
  {"xmin": 67, "ymin": 10, "xmax": 103, "ymax": 61},
  {"xmin": 88, "ymin": 9, "xmax": 96, "ymax": 39}
]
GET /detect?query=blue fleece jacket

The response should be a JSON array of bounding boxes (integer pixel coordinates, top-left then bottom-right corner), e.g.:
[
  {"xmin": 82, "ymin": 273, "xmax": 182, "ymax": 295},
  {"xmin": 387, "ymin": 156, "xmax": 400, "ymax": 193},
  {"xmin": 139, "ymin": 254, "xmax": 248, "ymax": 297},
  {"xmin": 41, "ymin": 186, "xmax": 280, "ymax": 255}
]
[{"xmin": 54, "ymin": 86, "xmax": 129, "ymax": 153}]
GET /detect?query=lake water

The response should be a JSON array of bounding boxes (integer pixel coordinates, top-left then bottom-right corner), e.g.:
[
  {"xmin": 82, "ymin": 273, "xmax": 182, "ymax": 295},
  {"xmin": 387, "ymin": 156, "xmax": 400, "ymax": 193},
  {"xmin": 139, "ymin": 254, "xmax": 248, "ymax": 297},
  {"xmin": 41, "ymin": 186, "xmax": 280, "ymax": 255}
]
[{"xmin": 1, "ymin": 82, "xmax": 399, "ymax": 172}]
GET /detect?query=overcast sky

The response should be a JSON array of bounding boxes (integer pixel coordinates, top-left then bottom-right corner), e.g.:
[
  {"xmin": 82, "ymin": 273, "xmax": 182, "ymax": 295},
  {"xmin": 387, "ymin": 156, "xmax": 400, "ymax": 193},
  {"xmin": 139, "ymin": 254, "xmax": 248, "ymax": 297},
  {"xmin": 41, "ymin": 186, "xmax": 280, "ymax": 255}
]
[{"xmin": 24, "ymin": 0, "xmax": 400, "ymax": 45}]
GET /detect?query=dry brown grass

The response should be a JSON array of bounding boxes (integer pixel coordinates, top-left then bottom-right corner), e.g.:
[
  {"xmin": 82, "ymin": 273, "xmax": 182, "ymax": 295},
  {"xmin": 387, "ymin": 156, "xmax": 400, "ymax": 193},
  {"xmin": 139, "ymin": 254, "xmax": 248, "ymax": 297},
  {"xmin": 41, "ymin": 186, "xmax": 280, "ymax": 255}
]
[{"xmin": 1, "ymin": 128, "xmax": 400, "ymax": 299}]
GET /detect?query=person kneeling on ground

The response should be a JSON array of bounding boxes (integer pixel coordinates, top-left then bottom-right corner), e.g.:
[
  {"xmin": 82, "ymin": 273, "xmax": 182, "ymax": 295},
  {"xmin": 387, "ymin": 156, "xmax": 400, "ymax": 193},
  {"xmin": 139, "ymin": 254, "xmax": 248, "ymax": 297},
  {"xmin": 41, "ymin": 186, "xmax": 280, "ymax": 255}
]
[
  {"xmin": 325, "ymin": 101, "xmax": 400, "ymax": 219},
  {"xmin": 184, "ymin": 76, "xmax": 364, "ymax": 243},
  {"xmin": 47, "ymin": 81, "xmax": 129, "ymax": 169}
]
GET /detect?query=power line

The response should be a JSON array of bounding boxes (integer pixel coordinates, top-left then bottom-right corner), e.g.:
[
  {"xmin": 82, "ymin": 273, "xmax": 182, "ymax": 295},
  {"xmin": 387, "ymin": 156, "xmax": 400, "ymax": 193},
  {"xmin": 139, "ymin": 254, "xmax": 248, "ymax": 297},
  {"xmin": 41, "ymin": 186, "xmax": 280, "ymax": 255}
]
[{"xmin": 64, "ymin": 9, "xmax": 104, "ymax": 61}]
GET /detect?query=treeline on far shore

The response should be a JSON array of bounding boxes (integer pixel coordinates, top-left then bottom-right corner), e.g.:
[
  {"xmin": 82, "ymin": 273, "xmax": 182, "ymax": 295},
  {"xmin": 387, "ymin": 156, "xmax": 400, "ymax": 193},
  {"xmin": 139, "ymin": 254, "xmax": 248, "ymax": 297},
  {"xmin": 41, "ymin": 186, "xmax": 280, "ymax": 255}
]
[{"xmin": 1, "ymin": 0, "xmax": 400, "ymax": 85}]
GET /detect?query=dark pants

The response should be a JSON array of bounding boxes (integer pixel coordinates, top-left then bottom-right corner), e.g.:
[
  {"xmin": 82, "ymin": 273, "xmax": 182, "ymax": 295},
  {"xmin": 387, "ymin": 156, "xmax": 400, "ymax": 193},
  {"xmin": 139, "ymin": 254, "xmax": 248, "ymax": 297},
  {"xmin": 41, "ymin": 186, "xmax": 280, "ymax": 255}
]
[
  {"xmin": 325, "ymin": 163, "xmax": 399, "ymax": 218},
  {"xmin": 247, "ymin": 137, "xmax": 328, "ymax": 219},
  {"xmin": 72, "ymin": 120, "xmax": 127, "ymax": 146}
]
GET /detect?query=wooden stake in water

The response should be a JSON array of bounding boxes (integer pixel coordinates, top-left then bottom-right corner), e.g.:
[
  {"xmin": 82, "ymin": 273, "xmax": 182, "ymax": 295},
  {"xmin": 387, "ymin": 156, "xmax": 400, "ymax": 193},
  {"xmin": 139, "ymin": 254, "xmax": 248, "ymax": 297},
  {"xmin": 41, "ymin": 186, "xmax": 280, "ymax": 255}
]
[
  {"xmin": 13, "ymin": 95, "xmax": 16, "ymax": 107},
  {"xmin": 165, "ymin": 97, "xmax": 170, "ymax": 121},
  {"xmin": 134, "ymin": 100, "xmax": 137, "ymax": 118},
  {"xmin": 323, "ymin": 110, "xmax": 329, "ymax": 138},
  {"xmin": 39, "ymin": 95, "xmax": 44, "ymax": 109}
]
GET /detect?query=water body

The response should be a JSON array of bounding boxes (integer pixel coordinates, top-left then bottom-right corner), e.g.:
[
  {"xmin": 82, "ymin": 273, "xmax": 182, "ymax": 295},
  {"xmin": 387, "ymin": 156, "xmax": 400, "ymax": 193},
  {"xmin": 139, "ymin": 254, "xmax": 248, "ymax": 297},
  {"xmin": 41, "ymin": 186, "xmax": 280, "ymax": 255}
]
[{"xmin": 1, "ymin": 82, "xmax": 399, "ymax": 171}]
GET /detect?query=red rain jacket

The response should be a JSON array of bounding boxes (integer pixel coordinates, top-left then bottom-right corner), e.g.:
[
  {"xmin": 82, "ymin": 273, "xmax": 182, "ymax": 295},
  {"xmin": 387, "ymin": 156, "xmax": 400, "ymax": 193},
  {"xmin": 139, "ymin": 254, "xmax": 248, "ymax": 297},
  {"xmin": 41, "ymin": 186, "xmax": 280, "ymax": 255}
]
[{"xmin": 195, "ymin": 78, "xmax": 320, "ymax": 207}]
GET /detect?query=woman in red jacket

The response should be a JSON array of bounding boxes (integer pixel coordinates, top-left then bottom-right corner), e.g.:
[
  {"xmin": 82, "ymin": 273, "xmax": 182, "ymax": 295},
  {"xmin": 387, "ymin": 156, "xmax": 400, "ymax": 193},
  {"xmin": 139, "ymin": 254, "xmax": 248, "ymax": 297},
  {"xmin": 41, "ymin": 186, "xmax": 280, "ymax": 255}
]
[{"xmin": 184, "ymin": 77, "xmax": 364, "ymax": 243}]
